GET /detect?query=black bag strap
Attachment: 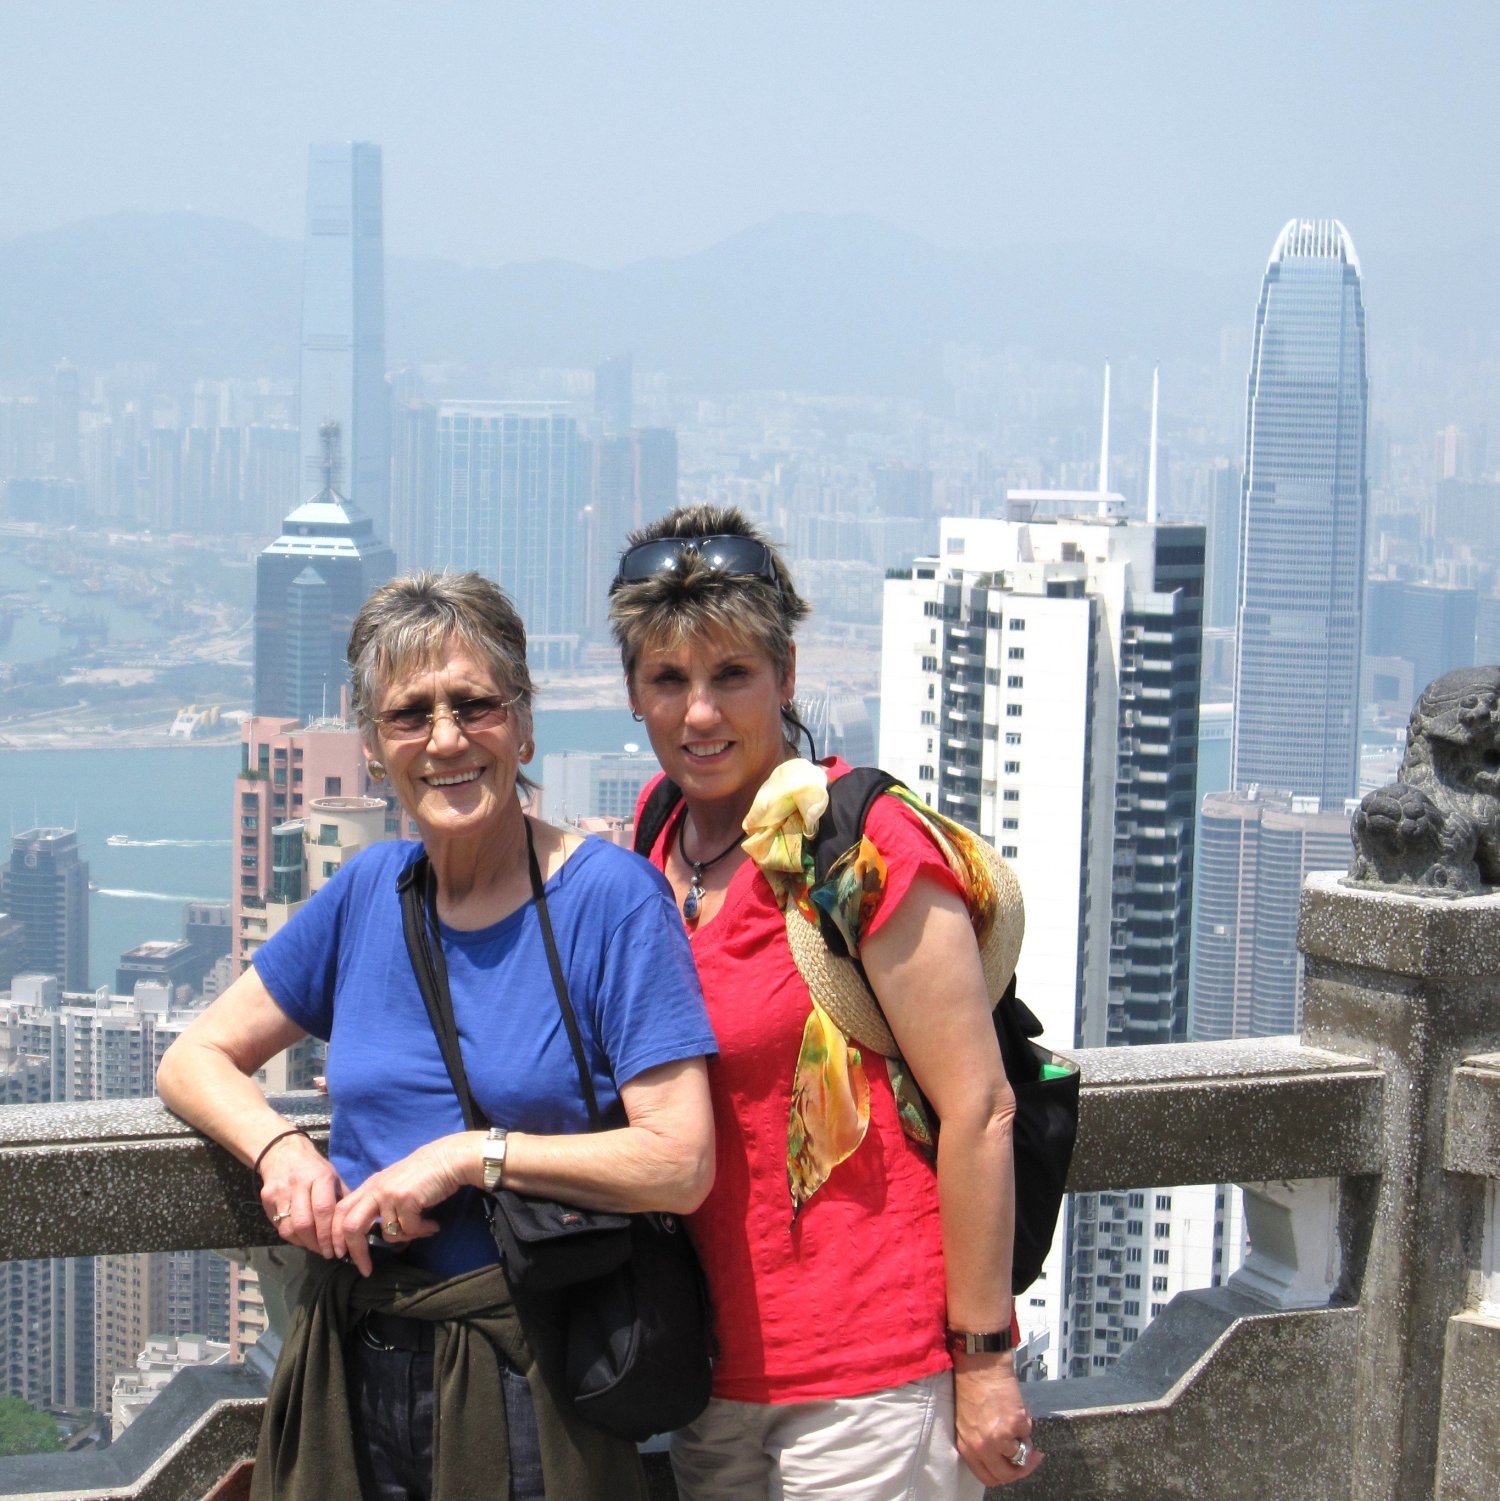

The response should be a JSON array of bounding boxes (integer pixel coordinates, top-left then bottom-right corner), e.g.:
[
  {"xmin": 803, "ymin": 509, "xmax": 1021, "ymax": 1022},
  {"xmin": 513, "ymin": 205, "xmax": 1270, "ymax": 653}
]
[
  {"xmin": 396, "ymin": 823, "xmax": 603, "ymax": 1136},
  {"xmin": 632, "ymin": 776, "xmax": 684, "ymax": 860}
]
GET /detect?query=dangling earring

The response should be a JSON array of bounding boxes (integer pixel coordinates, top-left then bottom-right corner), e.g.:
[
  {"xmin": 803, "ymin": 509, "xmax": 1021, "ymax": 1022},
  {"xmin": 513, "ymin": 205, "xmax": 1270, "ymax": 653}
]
[{"xmin": 368, "ymin": 761, "xmax": 386, "ymax": 782}]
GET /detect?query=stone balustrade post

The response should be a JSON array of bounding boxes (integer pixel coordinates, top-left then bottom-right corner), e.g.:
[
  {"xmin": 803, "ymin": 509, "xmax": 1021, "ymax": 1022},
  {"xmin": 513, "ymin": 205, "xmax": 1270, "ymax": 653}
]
[{"xmin": 1298, "ymin": 874, "xmax": 1500, "ymax": 1501}]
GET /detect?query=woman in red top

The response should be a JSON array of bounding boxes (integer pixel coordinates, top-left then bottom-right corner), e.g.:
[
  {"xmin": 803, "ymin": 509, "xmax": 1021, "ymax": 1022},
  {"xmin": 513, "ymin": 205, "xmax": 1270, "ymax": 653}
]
[{"xmin": 608, "ymin": 506, "xmax": 1040, "ymax": 1497}]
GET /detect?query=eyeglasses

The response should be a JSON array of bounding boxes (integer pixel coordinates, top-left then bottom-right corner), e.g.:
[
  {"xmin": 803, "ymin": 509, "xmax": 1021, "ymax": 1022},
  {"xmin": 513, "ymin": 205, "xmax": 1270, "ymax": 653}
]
[
  {"xmin": 372, "ymin": 692, "xmax": 521, "ymax": 740},
  {"xmin": 610, "ymin": 535, "xmax": 782, "ymax": 594}
]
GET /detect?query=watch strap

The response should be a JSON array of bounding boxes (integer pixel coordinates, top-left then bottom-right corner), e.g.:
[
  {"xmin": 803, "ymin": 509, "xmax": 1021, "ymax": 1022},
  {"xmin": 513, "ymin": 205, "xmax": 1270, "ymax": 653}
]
[
  {"xmin": 946, "ymin": 1326, "xmax": 1015, "ymax": 1355},
  {"xmin": 481, "ymin": 1127, "xmax": 509, "ymax": 1191}
]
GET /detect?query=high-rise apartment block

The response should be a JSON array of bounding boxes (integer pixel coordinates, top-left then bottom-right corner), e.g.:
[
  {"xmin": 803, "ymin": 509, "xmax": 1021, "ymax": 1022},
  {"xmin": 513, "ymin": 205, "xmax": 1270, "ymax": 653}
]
[
  {"xmin": 2, "ymin": 828, "xmax": 89, "ymax": 991},
  {"xmin": 879, "ymin": 503, "xmax": 1206, "ymax": 1375},
  {"xmin": 231, "ymin": 717, "xmax": 396, "ymax": 972},
  {"xmin": 299, "ymin": 142, "xmax": 389, "ymax": 536},
  {"xmin": 236, "ymin": 793, "xmax": 390, "ymax": 977},
  {"xmin": 594, "ymin": 353, "xmax": 634, "ymax": 436},
  {"xmin": 582, "ymin": 427, "xmax": 680, "ymax": 636},
  {"xmin": 880, "ymin": 510, "xmax": 1203, "ymax": 1051},
  {"xmin": 253, "ymin": 425, "xmax": 396, "ymax": 723},
  {"xmin": 390, "ymin": 397, "xmax": 438, "ymax": 571},
  {"xmin": 1364, "ymin": 579, "xmax": 1477, "ymax": 704},
  {"xmin": 0, "ymin": 975, "xmax": 230, "ymax": 1413},
  {"xmin": 1232, "ymin": 220, "xmax": 1369, "ymax": 805},
  {"xmin": 431, "ymin": 404, "xmax": 586, "ymax": 669},
  {"xmin": 1190, "ymin": 787, "xmax": 1352, "ymax": 1041}
]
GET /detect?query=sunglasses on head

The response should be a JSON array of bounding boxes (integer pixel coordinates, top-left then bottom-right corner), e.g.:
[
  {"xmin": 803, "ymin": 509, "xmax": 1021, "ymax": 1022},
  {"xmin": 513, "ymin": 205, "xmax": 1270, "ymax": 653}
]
[{"xmin": 610, "ymin": 535, "xmax": 782, "ymax": 595}]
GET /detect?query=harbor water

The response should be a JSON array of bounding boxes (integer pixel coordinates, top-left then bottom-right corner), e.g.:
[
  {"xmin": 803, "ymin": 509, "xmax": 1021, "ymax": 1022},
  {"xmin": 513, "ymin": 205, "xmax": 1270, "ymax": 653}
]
[{"xmin": 0, "ymin": 705, "xmax": 639, "ymax": 989}]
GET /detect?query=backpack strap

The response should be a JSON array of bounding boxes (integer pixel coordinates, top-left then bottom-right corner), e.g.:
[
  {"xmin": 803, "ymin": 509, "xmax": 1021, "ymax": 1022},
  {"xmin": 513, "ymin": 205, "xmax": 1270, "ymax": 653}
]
[
  {"xmin": 632, "ymin": 777, "xmax": 683, "ymax": 859},
  {"xmin": 806, "ymin": 767, "xmax": 902, "ymax": 959}
]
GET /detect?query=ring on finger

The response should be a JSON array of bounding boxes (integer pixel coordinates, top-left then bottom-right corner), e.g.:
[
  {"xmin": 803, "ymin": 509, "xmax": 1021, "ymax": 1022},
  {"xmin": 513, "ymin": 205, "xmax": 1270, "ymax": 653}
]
[
  {"xmin": 381, "ymin": 1217, "xmax": 403, "ymax": 1239},
  {"xmin": 271, "ymin": 1205, "xmax": 291, "ymax": 1225},
  {"xmin": 1010, "ymin": 1439, "xmax": 1030, "ymax": 1467}
]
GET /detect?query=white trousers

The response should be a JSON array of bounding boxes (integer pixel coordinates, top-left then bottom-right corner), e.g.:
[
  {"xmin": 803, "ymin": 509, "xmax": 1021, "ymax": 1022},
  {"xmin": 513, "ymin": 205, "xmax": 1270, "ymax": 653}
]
[{"xmin": 670, "ymin": 1371, "xmax": 985, "ymax": 1501}]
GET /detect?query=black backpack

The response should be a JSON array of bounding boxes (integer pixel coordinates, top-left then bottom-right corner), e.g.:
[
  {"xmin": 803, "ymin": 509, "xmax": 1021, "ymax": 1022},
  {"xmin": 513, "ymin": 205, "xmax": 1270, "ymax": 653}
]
[{"xmin": 634, "ymin": 767, "xmax": 1079, "ymax": 1296}]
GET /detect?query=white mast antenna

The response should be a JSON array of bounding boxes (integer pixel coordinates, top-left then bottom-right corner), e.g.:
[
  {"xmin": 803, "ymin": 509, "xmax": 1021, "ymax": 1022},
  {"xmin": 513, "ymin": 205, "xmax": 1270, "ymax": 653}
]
[
  {"xmin": 1146, "ymin": 363, "xmax": 1160, "ymax": 525},
  {"xmin": 1097, "ymin": 358, "xmax": 1112, "ymax": 516}
]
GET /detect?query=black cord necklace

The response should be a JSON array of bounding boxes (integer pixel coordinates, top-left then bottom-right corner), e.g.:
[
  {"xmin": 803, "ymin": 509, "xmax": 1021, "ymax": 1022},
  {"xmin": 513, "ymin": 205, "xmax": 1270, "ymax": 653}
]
[{"xmin": 678, "ymin": 815, "xmax": 743, "ymax": 922}]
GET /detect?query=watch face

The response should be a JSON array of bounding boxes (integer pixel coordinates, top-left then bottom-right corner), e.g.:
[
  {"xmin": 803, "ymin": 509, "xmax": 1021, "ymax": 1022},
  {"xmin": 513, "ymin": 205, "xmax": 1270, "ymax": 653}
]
[{"xmin": 482, "ymin": 1130, "xmax": 508, "ymax": 1189}]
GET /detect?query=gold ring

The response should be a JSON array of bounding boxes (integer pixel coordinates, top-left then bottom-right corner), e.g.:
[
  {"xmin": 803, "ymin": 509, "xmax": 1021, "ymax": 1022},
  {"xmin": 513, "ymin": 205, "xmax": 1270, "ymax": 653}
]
[{"xmin": 382, "ymin": 1218, "xmax": 403, "ymax": 1239}]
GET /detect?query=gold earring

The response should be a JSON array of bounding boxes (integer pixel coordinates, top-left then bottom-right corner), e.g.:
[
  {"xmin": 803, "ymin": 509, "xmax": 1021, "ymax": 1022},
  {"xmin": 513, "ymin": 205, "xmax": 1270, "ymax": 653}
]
[{"xmin": 368, "ymin": 760, "xmax": 386, "ymax": 781}]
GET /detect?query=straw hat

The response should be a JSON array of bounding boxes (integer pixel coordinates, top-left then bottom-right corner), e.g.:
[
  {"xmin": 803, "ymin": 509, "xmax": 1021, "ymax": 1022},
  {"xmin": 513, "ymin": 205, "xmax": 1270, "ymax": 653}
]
[{"xmin": 783, "ymin": 835, "xmax": 1025, "ymax": 1057}]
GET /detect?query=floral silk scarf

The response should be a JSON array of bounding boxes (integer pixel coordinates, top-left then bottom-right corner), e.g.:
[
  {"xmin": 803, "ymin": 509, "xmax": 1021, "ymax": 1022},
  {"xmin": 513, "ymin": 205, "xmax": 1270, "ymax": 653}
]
[{"xmin": 740, "ymin": 759, "xmax": 1003, "ymax": 1220}]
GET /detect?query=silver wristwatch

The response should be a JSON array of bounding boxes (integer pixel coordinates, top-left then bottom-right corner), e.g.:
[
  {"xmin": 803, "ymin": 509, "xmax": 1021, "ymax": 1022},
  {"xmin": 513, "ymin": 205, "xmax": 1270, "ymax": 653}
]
[
  {"xmin": 946, "ymin": 1326, "xmax": 1015, "ymax": 1355},
  {"xmin": 481, "ymin": 1127, "xmax": 509, "ymax": 1191}
]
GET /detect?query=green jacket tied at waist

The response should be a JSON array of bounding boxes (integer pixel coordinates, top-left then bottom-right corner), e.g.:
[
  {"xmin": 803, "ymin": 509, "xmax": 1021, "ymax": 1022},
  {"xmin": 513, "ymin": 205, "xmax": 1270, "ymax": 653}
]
[{"xmin": 251, "ymin": 1255, "xmax": 647, "ymax": 1501}]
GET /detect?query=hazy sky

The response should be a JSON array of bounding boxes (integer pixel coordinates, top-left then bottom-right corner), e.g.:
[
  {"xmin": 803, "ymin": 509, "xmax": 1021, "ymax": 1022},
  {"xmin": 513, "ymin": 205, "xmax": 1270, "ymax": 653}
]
[{"xmin": 2, "ymin": 1, "xmax": 1495, "ymax": 272}]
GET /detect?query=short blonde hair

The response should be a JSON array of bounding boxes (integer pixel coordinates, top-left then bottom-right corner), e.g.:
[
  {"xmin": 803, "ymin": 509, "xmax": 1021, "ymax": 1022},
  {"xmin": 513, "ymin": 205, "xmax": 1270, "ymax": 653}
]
[
  {"xmin": 347, "ymin": 571, "xmax": 538, "ymax": 793},
  {"xmin": 608, "ymin": 504, "xmax": 812, "ymax": 752},
  {"xmin": 608, "ymin": 504, "xmax": 808, "ymax": 678}
]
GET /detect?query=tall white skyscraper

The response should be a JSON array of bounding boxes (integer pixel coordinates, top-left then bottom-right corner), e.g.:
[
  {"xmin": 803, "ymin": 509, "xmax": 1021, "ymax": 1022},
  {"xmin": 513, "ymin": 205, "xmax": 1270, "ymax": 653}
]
[
  {"xmin": 298, "ymin": 142, "xmax": 390, "ymax": 539},
  {"xmin": 878, "ymin": 488, "xmax": 1210, "ymax": 1376},
  {"xmin": 1231, "ymin": 219, "xmax": 1368, "ymax": 804}
]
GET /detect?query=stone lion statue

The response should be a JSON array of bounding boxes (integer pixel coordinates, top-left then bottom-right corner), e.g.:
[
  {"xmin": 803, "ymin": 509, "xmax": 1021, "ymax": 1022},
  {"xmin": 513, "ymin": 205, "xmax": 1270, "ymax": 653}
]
[{"xmin": 1348, "ymin": 666, "xmax": 1500, "ymax": 896}]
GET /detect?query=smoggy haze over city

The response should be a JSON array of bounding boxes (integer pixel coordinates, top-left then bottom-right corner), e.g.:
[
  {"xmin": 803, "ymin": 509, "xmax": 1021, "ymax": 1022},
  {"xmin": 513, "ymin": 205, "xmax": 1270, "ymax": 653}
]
[{"xmin": 3, "ymin": 1, "xmax": 1496, "ymax": 275}]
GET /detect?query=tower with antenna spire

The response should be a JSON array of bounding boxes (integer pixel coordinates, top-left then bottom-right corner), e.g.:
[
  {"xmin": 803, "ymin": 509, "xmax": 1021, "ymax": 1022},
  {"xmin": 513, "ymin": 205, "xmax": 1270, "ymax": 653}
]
[
  {"xmin": 253, "ymin": 421, "xmax": 396, "ymax": 723},
  {"xmin": 876, "ymin": 379, "xmax": 1206, "ymax": 1377}
]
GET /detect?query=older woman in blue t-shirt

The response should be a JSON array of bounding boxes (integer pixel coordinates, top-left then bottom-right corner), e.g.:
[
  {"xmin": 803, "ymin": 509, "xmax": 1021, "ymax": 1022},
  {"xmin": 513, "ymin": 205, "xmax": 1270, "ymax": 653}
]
[{"xmin": 157, "ymin": 571, "xmax": 716, "ymax": 1501}]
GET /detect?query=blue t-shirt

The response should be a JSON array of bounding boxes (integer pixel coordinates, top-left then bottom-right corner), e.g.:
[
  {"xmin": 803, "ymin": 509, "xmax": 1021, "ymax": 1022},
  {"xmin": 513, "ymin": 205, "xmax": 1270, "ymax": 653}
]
[{"xmin": 253, "ymin": 835, "xmax": 717, "ymax": 1274}]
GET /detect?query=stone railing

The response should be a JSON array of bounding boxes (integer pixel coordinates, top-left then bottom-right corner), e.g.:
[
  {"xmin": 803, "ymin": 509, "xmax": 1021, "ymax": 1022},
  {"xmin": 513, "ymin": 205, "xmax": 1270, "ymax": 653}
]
[{"xmin": 0, "ymin": 877, "xmax": 1497, "ymax": 1500}]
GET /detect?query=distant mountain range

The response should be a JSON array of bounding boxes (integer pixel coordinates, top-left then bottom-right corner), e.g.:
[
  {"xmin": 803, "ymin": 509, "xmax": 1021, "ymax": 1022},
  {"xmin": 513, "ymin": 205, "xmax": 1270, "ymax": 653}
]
[{"xmin": 0, "ymin": 210, "xmax": 1492, "ymax": 394}]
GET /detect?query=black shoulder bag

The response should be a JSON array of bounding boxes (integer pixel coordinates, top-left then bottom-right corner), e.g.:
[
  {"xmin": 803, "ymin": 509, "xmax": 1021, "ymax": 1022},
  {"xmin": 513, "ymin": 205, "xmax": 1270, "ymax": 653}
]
[{"xmin": 396, "ymin": 829, "xmax": 714, "ymax": 1442}]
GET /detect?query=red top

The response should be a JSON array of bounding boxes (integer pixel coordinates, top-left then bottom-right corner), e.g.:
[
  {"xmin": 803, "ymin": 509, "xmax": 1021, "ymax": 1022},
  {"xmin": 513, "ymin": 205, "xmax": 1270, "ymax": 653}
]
[{"xmin": 638, "ymin": 761, "xmax": 966, "ymax": 1403}]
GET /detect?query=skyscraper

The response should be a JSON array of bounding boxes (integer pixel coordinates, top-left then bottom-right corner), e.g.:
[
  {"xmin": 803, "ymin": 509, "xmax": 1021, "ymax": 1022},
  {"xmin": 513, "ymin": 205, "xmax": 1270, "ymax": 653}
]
[
  {"xmin": 879, "ymin": 501, "xmax": 1206, "ymax": 1376},
  {"xmin": 1191, "ymin": 787, "xmax": 1353, "ymax": 1041},
  {"xmin": 0, "ymin": 974, "xmax": 227, "ymax": 1413},
  {"xmin": 299, "ymin": 142, "xmax": 390, "ymax": 538},
  {"xmin": 594, "ymin": 353, "xmax": 633, "ymax": 436},
  {"xmin": 432, "ymin": 403, "xmax": 586, "ymax": 670},
  {"xmin": 2, "ymin": 829, "xmax": 89, "ymax": 990},
  {"xmin": 254, "ymin": 423, "xmax": 396, "ymax": 722},
  {"xmin": 1231, "ymin": 220, "xmax": 1369, "ymax": 805}
]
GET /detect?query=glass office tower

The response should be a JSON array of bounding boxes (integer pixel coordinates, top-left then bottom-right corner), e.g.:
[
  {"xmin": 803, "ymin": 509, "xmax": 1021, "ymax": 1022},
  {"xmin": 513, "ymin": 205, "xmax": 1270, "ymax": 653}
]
[
  {"xmin": 1231, "ymin": 220, "xmax": 1368, "ymax": 806},
  {"xmin": 298, "ymin": 143, "xmax": 390, "ymax": 540}
]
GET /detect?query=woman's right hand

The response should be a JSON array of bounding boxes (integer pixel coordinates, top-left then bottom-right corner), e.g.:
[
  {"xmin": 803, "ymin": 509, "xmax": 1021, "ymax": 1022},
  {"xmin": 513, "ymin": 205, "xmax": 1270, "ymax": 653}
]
[{"xmin": 256, "ymin": 1126, "xmax": 349, "ymax": 1259}]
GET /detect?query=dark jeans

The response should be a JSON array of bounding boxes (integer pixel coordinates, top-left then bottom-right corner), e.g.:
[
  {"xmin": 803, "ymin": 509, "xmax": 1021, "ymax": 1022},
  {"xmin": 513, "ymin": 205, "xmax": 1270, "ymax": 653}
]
[{"xmin": 345, "ymin": 1323, "xmax": 544, "ymax": 1501}]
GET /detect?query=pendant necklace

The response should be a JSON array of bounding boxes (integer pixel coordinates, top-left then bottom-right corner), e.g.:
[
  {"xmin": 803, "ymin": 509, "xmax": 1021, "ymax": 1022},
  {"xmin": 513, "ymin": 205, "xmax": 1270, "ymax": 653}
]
[{"xmin": 678, "ymin": 815, "xmax": 743, "ymax": 922}]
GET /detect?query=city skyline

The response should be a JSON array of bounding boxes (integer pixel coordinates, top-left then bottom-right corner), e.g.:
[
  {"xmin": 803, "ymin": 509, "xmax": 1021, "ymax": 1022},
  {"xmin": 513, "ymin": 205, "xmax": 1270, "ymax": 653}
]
[{"xmin": 0, "ymin": 21, "xmax": 1495, "ymax": 1458}]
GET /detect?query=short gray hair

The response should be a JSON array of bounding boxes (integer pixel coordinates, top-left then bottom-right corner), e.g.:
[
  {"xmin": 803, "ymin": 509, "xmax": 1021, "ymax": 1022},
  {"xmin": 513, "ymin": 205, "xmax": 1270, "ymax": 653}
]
[{"xmin": 347, "ymin": 571, "xmax": 538, "ymax": 792}]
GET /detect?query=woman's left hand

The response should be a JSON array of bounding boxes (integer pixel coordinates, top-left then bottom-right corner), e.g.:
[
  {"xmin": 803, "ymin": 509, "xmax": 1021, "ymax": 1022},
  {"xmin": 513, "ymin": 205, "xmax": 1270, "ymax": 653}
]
[
  {"xmin": 329, "ymin": 1132, "xmax": 476, "ymax": 1275},
  {"xmin": 954, "ymin": 1356, "xmax": 1043, "ymax": 1486}
]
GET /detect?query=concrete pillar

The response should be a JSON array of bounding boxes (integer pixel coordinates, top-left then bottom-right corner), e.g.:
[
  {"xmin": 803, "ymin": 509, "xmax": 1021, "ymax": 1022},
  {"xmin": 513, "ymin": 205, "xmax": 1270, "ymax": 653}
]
[{"xmin": 1298, "ymin": 874, "xmax": 1500, "ymax": 1501}]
